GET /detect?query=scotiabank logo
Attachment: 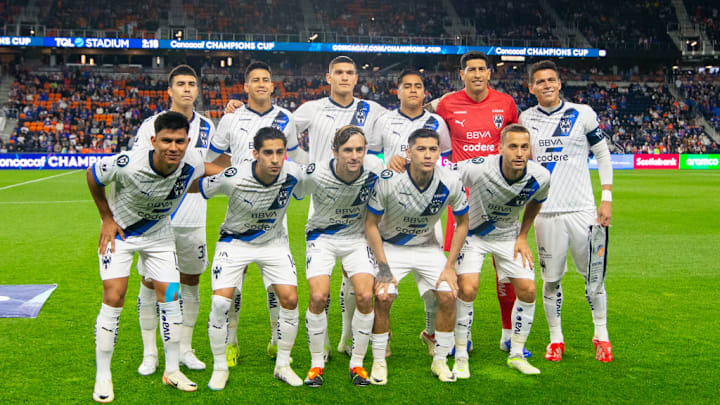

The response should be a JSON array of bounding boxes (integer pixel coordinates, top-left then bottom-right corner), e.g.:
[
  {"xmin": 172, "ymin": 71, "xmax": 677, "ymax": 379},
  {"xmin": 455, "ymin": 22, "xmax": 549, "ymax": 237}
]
[
  {"xmin": 633, "ymin": 154, "xmax": 679, "ymax": 170},
  {"xmin": 462, "ymin": 143, "xmax": 496, "ymax": 152}
]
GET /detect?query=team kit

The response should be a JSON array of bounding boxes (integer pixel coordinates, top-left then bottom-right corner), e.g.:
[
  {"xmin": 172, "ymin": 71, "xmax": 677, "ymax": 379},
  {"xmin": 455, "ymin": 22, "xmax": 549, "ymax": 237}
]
[{"xmin": 87, "ymin": 52, "xmax": 614, "ymax": 402}]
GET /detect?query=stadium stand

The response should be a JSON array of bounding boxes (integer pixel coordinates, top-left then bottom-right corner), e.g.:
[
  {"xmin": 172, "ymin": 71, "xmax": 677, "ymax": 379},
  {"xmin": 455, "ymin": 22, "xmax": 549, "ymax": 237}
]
[{"xmin": 450, "ymin": 1, "xmax": 557, "ymax": 43}]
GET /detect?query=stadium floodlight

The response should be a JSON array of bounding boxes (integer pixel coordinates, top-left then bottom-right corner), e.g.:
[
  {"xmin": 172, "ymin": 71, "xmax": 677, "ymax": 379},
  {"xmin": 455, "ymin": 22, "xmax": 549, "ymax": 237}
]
[
  {"xmin": 81, "ymin": 54, "xmax": 86, "ymax": 64},
  {"xmin": 497, "ymin": 62, "xmax": 505, "ymax": 67},
  {"xmin": 175, "ymin": 30, "xmax": 183, "ymax": 40},
  {"xmin": 220, "ymin": 59, "xmax": 225, "ymax": 68},
  {"xmin": 308, "ymin": 33, "xmax": 318, "ymax": 42},
  {"xmin": 227, "ymin": 57, "xmax": 232, "ymax": 67}
]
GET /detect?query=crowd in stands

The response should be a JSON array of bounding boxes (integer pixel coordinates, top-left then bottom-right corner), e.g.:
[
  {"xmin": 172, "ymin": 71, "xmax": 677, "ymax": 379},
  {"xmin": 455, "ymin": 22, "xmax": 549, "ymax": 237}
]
[
  {"xmin": 451, "ymin": 0, "xmax": 558, "ymax": 44},
  {"xmin": 687, "ymin": 1, "xmax": 720, "ymax": 44},
  {"xmin": 3, "ymin": 65, "xmax": 717, "ymax": 155},
  {"xmin": 675, "ymin": 71, "xmax": 720, "ymax": 138}
]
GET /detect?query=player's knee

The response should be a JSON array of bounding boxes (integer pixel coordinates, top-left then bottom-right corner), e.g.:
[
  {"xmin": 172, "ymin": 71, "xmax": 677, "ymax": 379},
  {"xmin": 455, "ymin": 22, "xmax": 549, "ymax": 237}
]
[
  {"xmin": 103, "ymin": 290, "xmax": 125, "ymax": 307},
  {"xmin": 180, "ymin": 273, "xmax": 200, "ymax": 286},
  {"xmin": 355, "ymin": 290, "xmax": 373, "ymax": 310},
  {"xmin": 516, "ymin": 286, "xmax": 536, "ymax": 303},
  {"xmin": 458, "ymin": 283, "xmax": 478, "ymax": 301},
  {"xmin": 435, "ymin": 291, "xmax": 455, "ymax": 311},
  {"xmin": 278, "ymin": 293, "xmax": 298, "ymax": 310},
  {"xmin": 374, "ymin": 294, "xmax": 394, "ymax": 309},
  {"xmin": 309, "ymin": 291, "xmax": 328, "ymax": 311}
]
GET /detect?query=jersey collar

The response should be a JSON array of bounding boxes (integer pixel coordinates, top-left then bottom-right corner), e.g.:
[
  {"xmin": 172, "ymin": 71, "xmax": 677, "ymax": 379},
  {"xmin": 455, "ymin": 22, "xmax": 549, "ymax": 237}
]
[
  {"xmin": 498, "ymin": 156, "xmax": 527, "ymax": 185},
  {"xmin": 536, "ymin": 100, "xmax": 564, "ymax": 116},
  {"xmin": 398, "ymin": 110, "xmax": 426, "ymax": 121},
  {"xmin": 251, "ymin": 161, "xmax": 281, "ymax": 187},
  {"xmin": 245, "ymin": 105, "xmax": 274, "ymax": 117},
  {"xmin": 329, "ymin": 158, "xmax": 364, "ymax": 185},
  {"xmin": 407, "ymin": 165, "xmax": 435, "ymax": 193},
  {"xmin": 328, "ymin": 97, "xmax": 356, "ymax": 109}
]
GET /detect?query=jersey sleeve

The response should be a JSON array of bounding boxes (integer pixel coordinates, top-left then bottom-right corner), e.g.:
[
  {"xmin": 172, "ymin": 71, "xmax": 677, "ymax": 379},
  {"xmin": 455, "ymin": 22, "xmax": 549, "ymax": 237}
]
[
  {"xmin": 507, "ymin": 97, "xmax": 519, "ymax": 125},
  {"xmin": 186, "ymin": 149, "xmax": 206, "ymax": 180},
  {"xmin": 199, "ymin": 167, "xmax": 236, "ymax": 199},
  {"xmin": 132, "ymin": 120, "xmax": 154, "ymax": 150},
  {"xmin": 448, "ymin": 174, "xmax": 469, "ymax": 216},
  {"xmin": 367, "ymin": 113, "xmax": 387, "ymax": 154},
  {"xmin": 436, "ymin": 116, "xmax": 452, "ymax": 158},
  {"xmin": 92, "ymin": 154, "xmax": 124, "ymax": 187},
  {"xmin": 365, "ymin": 102, "xmax": 388, "ymax": 155},
  {"xmin": 367, "ymin": 174, "xmax": 390, "ymax": 215},
  {"xmin": 292, "ymin": 101, "xmax": 314, "ymax": 135},
  {"xmin": 209, "ymin": 114, "xmax": 232, "ymax": 154},
  {"xmin": 435, "ymin": 96, "xmax": 449, "ymax": 121},
  {"xmin": 283, "ymin": 113, "xmax": 300, "ymax": 152},
  {"xmin": 581, "ymin": 105, "xmax": 605, "ymax": 146},
  {"xmin": 364, "ymin": 154, "xmax": 385, "ymax": 174},
  {"xmin": 533, "ymin": 169, "xmax": 551, "ymax": 203}
]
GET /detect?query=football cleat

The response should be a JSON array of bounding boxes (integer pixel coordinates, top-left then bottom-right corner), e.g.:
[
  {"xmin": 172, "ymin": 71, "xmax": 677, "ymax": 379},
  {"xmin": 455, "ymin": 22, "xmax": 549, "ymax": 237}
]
[
  {"xmin": 501, "ymin": 339, "xmax": 532, "ymax": 358},
  {"xmin": 137, "ymin": 354, "xmax": 158, "ymax": 376},
  {"xmin": 431, "ymin": 360, "xmax": 456, "ymax": 382},
  {"xmin": 226, "ymin": 343, "xmax": 239, "ymax": 367},
  {"xmin": 180, "ymin": 350, "xmax": 206, "ymax": 370},
  {"xmin": 337, "ymin": 334, "xmax": 353, "ymax": 356},
  {"xmin": 420, "ymin": 331, "xmax": 436, "ymax": 356},
  {"xmin": 349, "ymin": 367, "xmax": 370, "ymax": 386},
  {"xmin": 162, "ymin": 370, "xmax": 198, "ymax": 392},
  {"xmin": 593, "ymin": 338, "xmax": 613, "ymax": 362},
  {"xmin": 544, "ymin": 342, "xmax": 565, "ymax": 362},
  {"xmin": 369, "ymin": 361, "xmax": 388, "ymax": 385},
  {"xmin": 92, "ymin": 379, "xmax": 114, "ymax": 403},
  {"xmin": 452, "ymin": 357, "xmax": 470, "ymax": 379},
  {"xmin": 207, "ymin": 369, "xmax": 229, "ymax": 391},
  {"xmin": 274, "ymin": 365, "xmax": 303, "ymax": 387},
  {"xmin": 507, "ymin": 357, "xmax": 541, "ymax": 375},
  {"xmin": 304, "ymin": 367, "xmax": 324, "ymax": 387},
  {"xmin": 449, "ymin": 339, "xmax": 474, "ymax": 356}
]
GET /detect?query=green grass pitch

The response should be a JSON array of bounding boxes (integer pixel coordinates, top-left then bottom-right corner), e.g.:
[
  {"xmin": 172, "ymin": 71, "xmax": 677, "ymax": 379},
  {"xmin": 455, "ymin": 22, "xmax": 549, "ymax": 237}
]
[{"xmin": 0, "ymin": 169, "xmax": 718, "ymax": 403}]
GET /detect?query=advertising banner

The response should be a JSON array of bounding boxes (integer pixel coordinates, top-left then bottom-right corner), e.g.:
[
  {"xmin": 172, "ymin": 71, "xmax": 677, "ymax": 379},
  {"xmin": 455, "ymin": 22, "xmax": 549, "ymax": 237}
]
[
  {"xmin": 679, "ymin": 154, "xmax": 720, "ymax": 170},
  {"xmin": 0, "ymin": 153, "xmax": 111, "ymax": 170},
  {"xmin": 633, "ymin": 154, "xmax": 679, "ymax": 170},
  {"xmin": 588, "ymin": 154, "xmax": 634, "ymax": 170}
]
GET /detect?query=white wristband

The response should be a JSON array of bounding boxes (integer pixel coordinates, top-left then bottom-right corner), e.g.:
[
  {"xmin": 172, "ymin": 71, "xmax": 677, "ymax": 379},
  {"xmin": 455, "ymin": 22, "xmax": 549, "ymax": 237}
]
[{"xmin": 601, "ymin": 190, "xmax": 612, "ymax": 202}]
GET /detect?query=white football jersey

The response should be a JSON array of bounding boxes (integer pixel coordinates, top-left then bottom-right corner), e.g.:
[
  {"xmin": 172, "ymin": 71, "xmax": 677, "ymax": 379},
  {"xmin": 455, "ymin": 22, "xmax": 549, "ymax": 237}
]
[
  {"xmin": 133, "ymin": 111, "xmax": 215, "ymax": 227},
  {"xmin": 199, "ymin": 160, "xmax": 305, "ymax": 245},
  {"xmin": 295, "ymin": 155, "xmax": 384, "ymax": 241},
  {"xmin": 367, "ymin": 165, "xmax": 468, "ymax": 247},
  {"xmin": 91, "ymin": 148, "xmax": 206, "ymax": 240},
  {"xmin": 291, "ymin": 97, "xmax": 387, "ymax": 162},
  {"xmin": 453, "ymin": 155, "xmax": 551, "ymax": 240},
  {"xmin": 519, "ymin": 100, "xmax": 606, "ymax": 214},
  {"xmin": 210, "ymin": 105, "xmax": 296, "ymax": 165},
  {"xmin": 369, "ymin": 109, "xmax": 452, "ymax": 161}
]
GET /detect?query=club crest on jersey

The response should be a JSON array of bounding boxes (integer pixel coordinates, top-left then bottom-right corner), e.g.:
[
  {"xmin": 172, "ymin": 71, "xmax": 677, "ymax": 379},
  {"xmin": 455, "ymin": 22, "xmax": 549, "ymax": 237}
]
[
  {"xmin": 350, "ymin": 101, "xmax": 370, "ymax": 127},
  {"xmin": 306, "ymin": 163, "xmax": 316, "ymax": 174},
  {"xmin": 493, "ymin": 114, "xmax": 504, "ymax": 129},
  {"xmin": 116, "ymin": 154, "xmax": 129, "ymax": 167},
  {"xmin": 471, "ymin": 157, "xmax": 485, "ymax": 164},
  {"xmin": 560, "ymin": 117, "xmax": 572, "ymax": 135},
  {"xmin": 380, "ymin": 169, "xmax": 393, "ymax": 179},
  {"xmin": 224, "ymin": 167, "xmax": 238, "ymax": 177},
  {"xmin": 269, "ymin": 175, "xmax": 298, "ymax": 209},
  {"xmin": 272, "ymin": 112, "xmax": 290, "ymax": 130}
]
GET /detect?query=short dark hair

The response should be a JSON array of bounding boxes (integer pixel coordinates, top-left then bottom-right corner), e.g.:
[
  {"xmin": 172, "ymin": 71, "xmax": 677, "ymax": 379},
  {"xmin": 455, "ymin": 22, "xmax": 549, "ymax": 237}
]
[
  {"xmin": 254, "ymin": 127, "xmax": 287, "ymax": 151},
  {"xmin": 332, "ymin": 125, "xmax": 366, "ymax": 151},
  {"xmin": 500, "ymin": 124, "xmax": 530, "ymax": 144},
  {"xmin": 408, "ymin": 128, "xmax": 439, "ymax": 147},
  {"xmin": 154, "ymin": 111, "xmax": 189, "ymax": 135},
  {"xmin": 398, "ymin": 68, "xmax": 423, "ymax": 86},
  {"xmin": 245, "ymin": 61, "xmax": 272, "ymax": 79},
  {"xmin": 329, "ymin": 56, "xmax": 356, "ymax": 72},
  {"xmin": 460, "ymin": 51, "xmax": 489, "ymax": 70},
  {"xmin": 528, "ymin": 60, "xmax": 559, "ymax": 82},
  {"xmin": 168, "ymin": 64, "xmax": 198, "ymax": 86}
]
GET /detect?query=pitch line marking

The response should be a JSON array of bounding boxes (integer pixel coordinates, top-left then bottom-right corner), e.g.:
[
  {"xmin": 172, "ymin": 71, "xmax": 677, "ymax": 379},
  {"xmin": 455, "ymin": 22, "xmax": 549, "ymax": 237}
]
[
  {"xmin": 0, "ymin": 171, "xmax": 80, "ymax": 191},
  {"xmin": 0, "ymin": 200, "xmax": 92, "ymax": 205}
]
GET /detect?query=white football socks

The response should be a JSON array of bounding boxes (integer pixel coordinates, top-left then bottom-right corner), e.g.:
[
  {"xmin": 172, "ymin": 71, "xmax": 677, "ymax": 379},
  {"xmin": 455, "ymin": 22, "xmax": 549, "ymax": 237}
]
[
  {"xmin": 179, "ymin": 283, "xmax": 200, "ymax": 354},
  {"xmin": 158, "ymin": 300, "xmax": 182, "ymax": 373},
  {"xmin": 454, "ymin": 299, "xmax": 474, "ymax": 359},
  {"xmin": 543, "ymin": 280, "xmax": 564, "ymax": 343},
  {"xmin": 510, "ymin": 299, "xmax": 535, "ymax": 358},
  {"xmin": 137, "ymin": 283, "xmax": 157, "ymax": 358},
  {"xmin": 208, "ymin": 295, "xmax": 231, "ymax": 371},
  {"xmin": 350, "ymin": 309, "xmax": 374, "ymax": 369},
  {"xmin": 95, "ymin": 303, "xmax": 122, "ymax": 381},
  {"xmin": 276, "ymin": 307, "xmax": 298, "ymax": 367},
  {"xmin": 305, "ymin": 309, "xmax": 327, "ymax": 368}
]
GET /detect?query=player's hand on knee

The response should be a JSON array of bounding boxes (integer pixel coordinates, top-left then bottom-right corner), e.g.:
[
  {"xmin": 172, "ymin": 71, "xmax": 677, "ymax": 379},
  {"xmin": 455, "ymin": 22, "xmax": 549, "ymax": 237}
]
[
  {"xmin": 513, "ymin": 237, "xmax": 534, "ymax": 269},
  {"xmin": 99, "ymin": 218, "xmax": 124, "ymax": 254},
  {"xmin": 224, "ymin": 99, "xmax": 243, "ymax": 114},
  {"xmin": 374, "ymin": 278, "xmax": 397, "ymax": 301},
  {"xmin": 437, "ymin": 267, "xmax": 458, "ymax": 298},
  {"xmin": 387, "ymin": 155, "xmax": 408, "ymax": 173},
  {"xmin": 597, "ymin": 201, "xmax": 612, "ymax": 227}
]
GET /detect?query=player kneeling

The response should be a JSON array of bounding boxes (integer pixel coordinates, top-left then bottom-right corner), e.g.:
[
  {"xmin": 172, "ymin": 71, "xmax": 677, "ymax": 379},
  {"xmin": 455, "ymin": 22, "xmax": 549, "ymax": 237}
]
[
  {"xmin": 365, "ymin": 129, "xmax": 469, "ymax": 384},
  {"xmin": 199, "ymin": 128, "xmax": 306, "ymax": 390},
  {"xmin": 87, "ymin": 112, "xmax": 222, "ymax": 402},
  {"xmin": 452, "ymin": 124, "xmax": 550, "ymax": 376}
]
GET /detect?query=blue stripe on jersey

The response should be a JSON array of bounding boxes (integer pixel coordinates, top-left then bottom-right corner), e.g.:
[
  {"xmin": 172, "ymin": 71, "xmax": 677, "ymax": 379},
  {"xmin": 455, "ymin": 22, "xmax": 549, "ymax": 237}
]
[
  {"xmin": 383, "ymin": 232, "xmax": 415, "ymax": 245},
  {"xmin": 468, "ymin": 220, "xmax": 495, "ymax": 236},
  {"xmin": 219, "ymin": 229, "xmax": 266, "ymax": 242},
  {"xmin": 350, "ymin": 101, "xmax": 370, "ymax": 127},
  {"xmin": 306, "ymin": 223, "xmax": 348, "ymax": 241},
  {"xmin": 552, "ymin": 108, "xmax": 579, "ymax": 137},
  {"xmin": 542, "ymin": 162, "xmax": 557, "ymax": 173},
  {"xmin": 209, "ymin": 143, "xmax": 225, "ymax": 154},
  {"xmin": 586, "ymin": 126, "xmax": 605, "ymax": 146},
  {"xmin": 287, "ymin": 144, "xmax": 299, "ymax": 151},
  {"xmin": 92, "ymin": 163, "xmax": 105, "ymax": 187},
  {"xmin": 271, "ymin": 111, "xmax": 290, "ymax": 131},
  {"xmin": 165, "ymin": 163, "xmax": 196, "ymax": 200},
  {"xmin": 423, "ymin": 116, "xmax": 440, "ymax": 131},
  {"xmin": 196, "ymin": 118, "xmax": 212, "ymax": 148},
  {"xmin": 121, "ymin": 218, "xmax": 159, "ymax": 237},
  {"xmin": 199, "ymin": 177, "xmax": 210, "ymax": 199},
  {"xmin": 170, "ymin": 193, "xmax": 187, "ymax": 219},
  {"xmin": 545, "ymin": 147, "xmax": 563, "ymax": 152},
  {"xmin": 367, "ymin": 205, "xmax": 384, "ymax": 216},
  {"xmin": 505, "ymin": 176, "xmax": 540, "ymax": 206},
  {"xmin": 351, "ymin": 172, "xmax": 379, "ymax": 206},
  {"xmin": 269, "ymin": 174, "xmax": 298, "ymax": 210},
  {"xmin": 420, "ymin": 182, "xmax": 450, "ymax": 216},
  {"xmin": 453, "ymin": 205, "xmax": 469, "ymax": 216}
]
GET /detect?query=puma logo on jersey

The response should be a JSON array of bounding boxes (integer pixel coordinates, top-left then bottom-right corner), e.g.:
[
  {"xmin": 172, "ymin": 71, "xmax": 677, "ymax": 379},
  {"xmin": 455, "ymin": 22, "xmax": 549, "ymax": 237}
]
[{"xmin": 455, "ymin": 119, "xmax": 466, "ymax": 127}]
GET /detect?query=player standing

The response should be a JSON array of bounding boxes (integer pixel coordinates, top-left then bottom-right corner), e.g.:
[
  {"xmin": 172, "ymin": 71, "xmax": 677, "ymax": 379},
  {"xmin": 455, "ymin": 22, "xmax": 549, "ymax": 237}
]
[
  {"xmin": 88, "ymin": 112, "xmax": 221, "ymax": 402},
  {"xmin": 428, "ymin": 51, "xmax": 528, "ymax": 356},
  {"xmin": 452, "ymin": 124, "xmax": 550, "ymax": 377},
  {"xmin": 200, "ymin": 128, "xmax": 306, "ymax": 389},
  {"xmin": 299, "ymin": 125, "xmax": 384, "ymax": 387},
  {"xmin": 519, "ymin": 60, "xmax": 613, "ymax": 363},
  {"xmin": 131, "ymin": 65, "xmax": 215, "ymax": 374},
  {"xmin": 365, "ymin": 128, "xmax": 469, "ymax": 384},
  {"xmin": 372, "ymin": 68, "xmax": 451, "ymax": 355},
  {"xmin": 204, "ymin": 61, "xmax": 299, "ymax": 367},
  {"xmin": 291, "ymin": 56, "xmax": 388, "ymax": 358}
]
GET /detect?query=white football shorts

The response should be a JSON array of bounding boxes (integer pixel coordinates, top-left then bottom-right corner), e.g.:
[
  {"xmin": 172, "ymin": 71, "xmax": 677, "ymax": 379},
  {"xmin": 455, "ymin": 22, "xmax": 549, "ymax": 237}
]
[
  {"xmin": 534, "ymin": 209, "xmax": 596, "ymax": 283},
  {"xmin": 172, "ymin": 226, "xmax": 208, "ymax": 275},
  {"xmin": 383, "ymin": 243, "xmax": 451, "ymax": 297},
  {"xmin": 456, "ymin": 236, "xmax": 535, "ymax": 282},
  {"xmin": 305, "ymin": 235, "xmax": 377, "ymax": 280},
  {"xmin": 99, "ymin": 236, "xmax": 179, "ymax": 283}
]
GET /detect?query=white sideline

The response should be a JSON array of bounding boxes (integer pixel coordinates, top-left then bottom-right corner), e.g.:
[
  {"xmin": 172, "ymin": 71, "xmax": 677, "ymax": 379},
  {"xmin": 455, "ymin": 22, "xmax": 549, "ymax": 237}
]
[
  {"xmin": 0, "ymin": 170, "xmax": 80, "ymax": 191},
  {"xmin": 0, "ymin": 200, "xmax": 92, "ymax": 204}
]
